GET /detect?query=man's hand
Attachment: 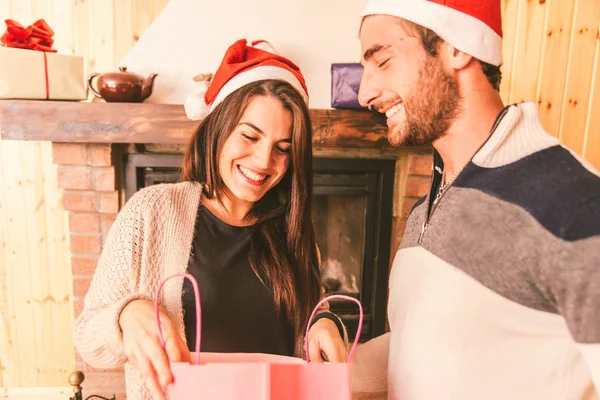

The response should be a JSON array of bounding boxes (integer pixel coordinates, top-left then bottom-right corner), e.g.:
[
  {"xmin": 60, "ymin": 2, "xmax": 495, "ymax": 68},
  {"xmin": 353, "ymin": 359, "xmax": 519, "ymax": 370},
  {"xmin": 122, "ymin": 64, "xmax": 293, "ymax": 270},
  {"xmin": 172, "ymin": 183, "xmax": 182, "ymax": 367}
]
[
  {"xmin": 119, "ymin": 299, "xmax": 191, "ymax": 400},
  {"xmin": 307, "ymin": 317, "xmax": 348, "ymax": 363}
]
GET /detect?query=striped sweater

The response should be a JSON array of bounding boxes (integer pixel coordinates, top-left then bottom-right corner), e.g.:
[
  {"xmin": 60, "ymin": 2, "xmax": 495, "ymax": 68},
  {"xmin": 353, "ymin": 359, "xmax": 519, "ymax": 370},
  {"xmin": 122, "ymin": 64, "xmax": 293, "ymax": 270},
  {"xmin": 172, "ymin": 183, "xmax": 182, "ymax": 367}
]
[{"xmin": 351, "ymin": 102, "xmax": 600, "ymax": 400}]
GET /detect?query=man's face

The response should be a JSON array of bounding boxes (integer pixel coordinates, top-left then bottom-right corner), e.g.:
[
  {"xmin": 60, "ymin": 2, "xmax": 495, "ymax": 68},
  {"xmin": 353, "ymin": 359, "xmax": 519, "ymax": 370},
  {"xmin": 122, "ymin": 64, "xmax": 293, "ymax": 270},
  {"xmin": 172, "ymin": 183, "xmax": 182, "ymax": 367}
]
[{"xmin": 358, "ymin": 15, "xmax": 461, "ymax": 147}]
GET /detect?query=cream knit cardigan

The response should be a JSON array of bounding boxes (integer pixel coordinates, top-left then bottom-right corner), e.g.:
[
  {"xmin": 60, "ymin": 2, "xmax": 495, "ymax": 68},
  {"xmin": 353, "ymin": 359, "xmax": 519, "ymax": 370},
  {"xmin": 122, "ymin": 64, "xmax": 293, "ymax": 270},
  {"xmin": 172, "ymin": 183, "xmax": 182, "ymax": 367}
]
[{"xmin": 73, "ymin": 181, "xmax": 331, "ymax": 399}]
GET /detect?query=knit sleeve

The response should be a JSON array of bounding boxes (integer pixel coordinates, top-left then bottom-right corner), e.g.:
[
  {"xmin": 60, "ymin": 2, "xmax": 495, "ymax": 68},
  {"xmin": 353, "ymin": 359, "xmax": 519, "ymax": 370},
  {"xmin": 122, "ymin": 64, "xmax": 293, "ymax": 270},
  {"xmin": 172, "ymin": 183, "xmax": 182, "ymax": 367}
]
[{"xmin": 73, "ymin": 186, "xmax": 165, "ymax": 369}]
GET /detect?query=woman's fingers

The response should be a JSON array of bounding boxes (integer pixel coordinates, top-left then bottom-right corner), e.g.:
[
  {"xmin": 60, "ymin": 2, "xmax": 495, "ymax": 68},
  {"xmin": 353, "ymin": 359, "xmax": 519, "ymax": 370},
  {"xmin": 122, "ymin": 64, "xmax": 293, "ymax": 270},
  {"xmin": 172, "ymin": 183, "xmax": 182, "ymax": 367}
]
[
  {"xmin": 145, "ymin": 335, "xmax": 174, "ymax": 387},
  {"xmin": 136, "ymin": 352, "xmax": 166, "ymax": 400},
  {"xmin": 160, "ymin": 314, "xmax": 191, "ymax": 364}
]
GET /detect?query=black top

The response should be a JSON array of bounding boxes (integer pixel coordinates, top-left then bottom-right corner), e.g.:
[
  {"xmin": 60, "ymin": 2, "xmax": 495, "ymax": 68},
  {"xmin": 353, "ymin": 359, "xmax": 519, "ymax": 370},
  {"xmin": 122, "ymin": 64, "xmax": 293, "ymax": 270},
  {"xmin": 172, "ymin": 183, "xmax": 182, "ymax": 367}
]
[{"xmin": 182, "ymin": 204, "xmax": 295, "ymax": 356}]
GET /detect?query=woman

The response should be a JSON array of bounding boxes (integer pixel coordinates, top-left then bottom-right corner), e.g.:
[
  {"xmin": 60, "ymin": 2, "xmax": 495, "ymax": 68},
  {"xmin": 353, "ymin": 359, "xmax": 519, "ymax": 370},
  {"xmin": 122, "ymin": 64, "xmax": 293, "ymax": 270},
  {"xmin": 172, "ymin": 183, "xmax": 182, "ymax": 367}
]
[{"xmin": 73, "ymin": 39, "xmax": 347, "ymax": 400}]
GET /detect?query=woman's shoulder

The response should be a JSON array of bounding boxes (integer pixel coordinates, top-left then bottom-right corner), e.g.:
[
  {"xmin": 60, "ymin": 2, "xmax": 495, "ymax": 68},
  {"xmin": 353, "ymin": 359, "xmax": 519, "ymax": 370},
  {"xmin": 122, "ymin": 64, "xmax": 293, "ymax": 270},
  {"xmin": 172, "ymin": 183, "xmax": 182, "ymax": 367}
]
[{"xmin": 123, "ymin": 181, "xmax": 203, "ymax": 215}]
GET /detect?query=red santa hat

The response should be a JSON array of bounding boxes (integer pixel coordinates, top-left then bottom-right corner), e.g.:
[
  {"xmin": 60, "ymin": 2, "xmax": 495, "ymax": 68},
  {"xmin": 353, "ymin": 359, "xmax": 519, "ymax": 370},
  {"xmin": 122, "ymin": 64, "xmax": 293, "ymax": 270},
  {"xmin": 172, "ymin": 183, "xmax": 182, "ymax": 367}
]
[
  {"xmin": 359, "ymin": 0, "xmax": 503, "ymax": 67},
  {"xmin": 184, "ymin": 39, "xmax": 308, "ymax": 120}
]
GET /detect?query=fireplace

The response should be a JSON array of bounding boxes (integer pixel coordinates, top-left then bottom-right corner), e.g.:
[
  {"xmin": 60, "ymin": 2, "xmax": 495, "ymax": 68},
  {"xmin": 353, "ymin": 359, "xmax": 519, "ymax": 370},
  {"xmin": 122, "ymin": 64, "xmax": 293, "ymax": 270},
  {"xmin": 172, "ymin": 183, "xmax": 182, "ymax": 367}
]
[
  {"xmin": 0, "ymin": 99, "xmax": 433, "ymax": 396},
  {"xmin": 123, "ymin": 152, "xmax": 395, "ymax": 340}
]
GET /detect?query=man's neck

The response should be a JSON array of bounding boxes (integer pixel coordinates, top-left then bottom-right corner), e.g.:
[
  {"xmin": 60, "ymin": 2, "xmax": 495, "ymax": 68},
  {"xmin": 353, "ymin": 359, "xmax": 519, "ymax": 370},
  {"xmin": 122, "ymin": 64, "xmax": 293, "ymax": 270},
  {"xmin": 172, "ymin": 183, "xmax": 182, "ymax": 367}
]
[{"xmin": 433, "ymin": 89, "xmax": 505, "ymax": 179}]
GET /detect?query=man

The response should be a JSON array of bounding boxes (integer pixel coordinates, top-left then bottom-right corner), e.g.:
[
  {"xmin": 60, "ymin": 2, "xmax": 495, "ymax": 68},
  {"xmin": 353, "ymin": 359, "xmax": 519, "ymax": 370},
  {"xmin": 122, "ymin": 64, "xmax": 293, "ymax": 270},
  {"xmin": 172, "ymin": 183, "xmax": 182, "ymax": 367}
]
[{"xmin": 351, "ymin": 0, "xmax": 600, "ymax": 399}]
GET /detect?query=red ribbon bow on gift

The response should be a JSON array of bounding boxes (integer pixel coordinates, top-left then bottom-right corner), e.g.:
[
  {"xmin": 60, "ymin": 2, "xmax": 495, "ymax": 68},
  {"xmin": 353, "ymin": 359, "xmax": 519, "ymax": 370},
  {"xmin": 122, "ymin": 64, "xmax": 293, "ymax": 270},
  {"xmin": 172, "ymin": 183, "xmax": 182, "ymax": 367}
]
[{"xmin": 1, "ymin": 19, "xmax": 57, "ymax": 52}]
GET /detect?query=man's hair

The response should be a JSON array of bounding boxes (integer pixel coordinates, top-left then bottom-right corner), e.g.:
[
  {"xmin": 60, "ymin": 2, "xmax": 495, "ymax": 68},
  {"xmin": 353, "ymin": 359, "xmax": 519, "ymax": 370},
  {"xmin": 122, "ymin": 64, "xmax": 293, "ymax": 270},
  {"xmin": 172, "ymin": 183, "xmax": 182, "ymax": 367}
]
[{"xmin": 401, "ymin": 20, "xmax": 502, "ymax": 91}]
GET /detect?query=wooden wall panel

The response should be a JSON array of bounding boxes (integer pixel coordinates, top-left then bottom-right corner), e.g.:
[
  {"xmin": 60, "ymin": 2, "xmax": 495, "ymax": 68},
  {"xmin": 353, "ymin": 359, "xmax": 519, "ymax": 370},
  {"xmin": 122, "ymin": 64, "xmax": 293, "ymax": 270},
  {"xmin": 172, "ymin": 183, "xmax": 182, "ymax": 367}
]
[
  {"xmin": 507, "ymin": 0, "xmax": 547, "ymax": 104},
  {"xmin": 559, "ymin": 0, "xmax": 600, "ymax": 154},
  {"xmin": 1, "ymin": 0, "xmax": 600, "ymax": 389},
  {"xmin": 0, "ymin": 0, "xmax": 76, "ymax": 389},
  {"xmin": 537, "ymin": 0, "xmax": 577, "ymax": 137},
  {"xmin": 584, "ymin": 42, "xmax": 600, "ymax": 168},
  {"xmin": 499, "ymin": 0, "xmax": 521, "ymax": 103}
]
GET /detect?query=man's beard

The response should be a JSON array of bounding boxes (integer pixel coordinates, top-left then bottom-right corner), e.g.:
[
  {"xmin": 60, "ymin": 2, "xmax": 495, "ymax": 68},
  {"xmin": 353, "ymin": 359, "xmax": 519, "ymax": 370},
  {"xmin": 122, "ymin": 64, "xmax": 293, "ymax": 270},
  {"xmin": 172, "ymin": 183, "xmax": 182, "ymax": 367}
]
[{"xmin": 388, "ymin": 56, "xmax": 461, "ymax": 147}]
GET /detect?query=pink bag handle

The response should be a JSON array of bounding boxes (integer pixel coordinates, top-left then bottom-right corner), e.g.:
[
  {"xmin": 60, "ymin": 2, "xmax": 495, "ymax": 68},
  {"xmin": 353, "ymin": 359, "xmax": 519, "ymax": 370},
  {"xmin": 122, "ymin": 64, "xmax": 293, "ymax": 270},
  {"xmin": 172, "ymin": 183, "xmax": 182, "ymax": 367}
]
[
  {"xmin": 305, "ymin": 295, "xmax": 363, "ymax": 363},
  {"xmin": 155, "ymin": 273, "xmax": 201, "ymax": 365}
]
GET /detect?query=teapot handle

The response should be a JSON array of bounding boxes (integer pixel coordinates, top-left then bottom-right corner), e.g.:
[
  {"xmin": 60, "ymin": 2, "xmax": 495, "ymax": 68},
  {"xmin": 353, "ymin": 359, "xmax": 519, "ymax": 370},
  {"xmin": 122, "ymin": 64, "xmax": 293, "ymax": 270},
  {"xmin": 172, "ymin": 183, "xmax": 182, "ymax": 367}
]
[{"xmin": 87, "ymin": 73, "xmax": 102, "ymax": 98}]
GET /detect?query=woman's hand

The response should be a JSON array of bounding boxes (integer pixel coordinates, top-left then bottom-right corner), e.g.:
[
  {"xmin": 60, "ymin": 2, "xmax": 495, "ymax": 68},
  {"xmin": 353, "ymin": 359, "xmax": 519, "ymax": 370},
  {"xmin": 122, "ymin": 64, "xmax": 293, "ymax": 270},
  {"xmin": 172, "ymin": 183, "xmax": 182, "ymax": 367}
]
[
  {"xmin": 119, "ymin": 299, "xmax": 191, "ymax": 400},
  {"xmin": 307, "ymin": 318, "xmax": 348, "ymax": 363}
]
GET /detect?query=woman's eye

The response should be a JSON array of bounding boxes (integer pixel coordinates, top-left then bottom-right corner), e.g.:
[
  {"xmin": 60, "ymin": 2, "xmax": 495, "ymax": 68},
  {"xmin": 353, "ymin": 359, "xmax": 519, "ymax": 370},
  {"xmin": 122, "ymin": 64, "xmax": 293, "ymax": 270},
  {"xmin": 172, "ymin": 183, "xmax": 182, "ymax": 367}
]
[
  {"xmin": 276, "ymin": 146, "xmax": 290, "ymax": 154},
  {"xmin": 241, "ymin": 133, "xmax": 258, "ymax": 141},
  {"xmin": 377, "ymin": 58, "xmax": 390, "ymax": 68}
]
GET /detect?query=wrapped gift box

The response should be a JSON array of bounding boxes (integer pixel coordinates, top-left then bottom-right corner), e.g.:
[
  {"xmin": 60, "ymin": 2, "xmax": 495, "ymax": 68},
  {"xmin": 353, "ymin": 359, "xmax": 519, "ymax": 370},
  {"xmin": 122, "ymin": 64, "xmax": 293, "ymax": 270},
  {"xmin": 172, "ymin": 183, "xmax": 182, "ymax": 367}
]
[
  {"xmin": 330, "ymin": 63, "xmax": 366, "ymax": 109},
  {"xmin": 0, "ymin": 46, "xmax": 87, "ymax": 100}
]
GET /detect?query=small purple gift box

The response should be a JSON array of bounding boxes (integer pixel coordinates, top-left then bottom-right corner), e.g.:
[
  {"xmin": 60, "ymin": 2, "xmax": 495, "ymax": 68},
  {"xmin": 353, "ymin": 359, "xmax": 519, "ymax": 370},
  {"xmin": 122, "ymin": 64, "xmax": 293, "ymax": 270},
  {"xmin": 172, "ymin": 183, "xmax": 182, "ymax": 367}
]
[{"xmin": 330, "ymin": 63, "xmax": 366, "ymax": 109}]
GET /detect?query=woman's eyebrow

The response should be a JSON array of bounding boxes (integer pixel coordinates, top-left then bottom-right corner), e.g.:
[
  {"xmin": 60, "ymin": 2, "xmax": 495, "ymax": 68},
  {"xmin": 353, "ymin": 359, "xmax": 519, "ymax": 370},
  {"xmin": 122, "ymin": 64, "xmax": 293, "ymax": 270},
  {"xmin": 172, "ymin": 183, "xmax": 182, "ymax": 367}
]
[{"xmin": 239, "ymin": 121, "xmax": 264, "ymax": 134}]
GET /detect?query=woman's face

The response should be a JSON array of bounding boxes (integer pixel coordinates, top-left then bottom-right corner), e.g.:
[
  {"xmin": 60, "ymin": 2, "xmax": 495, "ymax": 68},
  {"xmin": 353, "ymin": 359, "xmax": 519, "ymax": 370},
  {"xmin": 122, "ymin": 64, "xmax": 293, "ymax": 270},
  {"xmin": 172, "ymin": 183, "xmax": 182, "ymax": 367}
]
[{"xmin": 218, "ymin": 95, "xmax": 293, "ymax": 209}]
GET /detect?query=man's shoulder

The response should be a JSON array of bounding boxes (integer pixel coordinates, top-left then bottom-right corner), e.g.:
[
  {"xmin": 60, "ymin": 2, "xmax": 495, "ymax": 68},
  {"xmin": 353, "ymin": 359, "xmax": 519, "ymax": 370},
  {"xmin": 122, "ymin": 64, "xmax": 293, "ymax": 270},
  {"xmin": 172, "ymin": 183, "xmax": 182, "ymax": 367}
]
[{"xmin": 465, "ymin": 144, "xmax": 600, "ymax": 240}]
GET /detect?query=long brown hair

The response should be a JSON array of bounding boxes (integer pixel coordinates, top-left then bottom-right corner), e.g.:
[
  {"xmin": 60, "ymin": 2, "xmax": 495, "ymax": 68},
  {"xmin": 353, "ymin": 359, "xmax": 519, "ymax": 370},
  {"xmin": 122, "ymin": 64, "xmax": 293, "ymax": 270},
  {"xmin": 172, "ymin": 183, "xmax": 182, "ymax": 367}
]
[{"xmin": 181, "ymin": 79, "xmax": 320, "ymax": 337}]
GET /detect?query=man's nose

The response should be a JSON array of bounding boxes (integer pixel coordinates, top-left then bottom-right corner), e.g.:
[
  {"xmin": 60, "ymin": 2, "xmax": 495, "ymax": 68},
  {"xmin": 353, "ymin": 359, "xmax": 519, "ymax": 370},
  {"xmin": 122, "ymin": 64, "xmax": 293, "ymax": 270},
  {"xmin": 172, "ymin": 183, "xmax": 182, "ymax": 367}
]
[{"xmin": 358, "ymin": 71, "xmax": 382, "ymax": 109}]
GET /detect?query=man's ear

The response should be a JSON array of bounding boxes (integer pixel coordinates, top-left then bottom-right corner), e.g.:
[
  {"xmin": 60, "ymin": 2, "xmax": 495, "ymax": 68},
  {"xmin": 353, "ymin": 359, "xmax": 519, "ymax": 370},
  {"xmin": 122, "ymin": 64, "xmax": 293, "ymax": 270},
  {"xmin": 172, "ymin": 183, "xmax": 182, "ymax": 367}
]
[{"xmin": 441, "ymin": 42, "xmax": 473, "ymax": 71}]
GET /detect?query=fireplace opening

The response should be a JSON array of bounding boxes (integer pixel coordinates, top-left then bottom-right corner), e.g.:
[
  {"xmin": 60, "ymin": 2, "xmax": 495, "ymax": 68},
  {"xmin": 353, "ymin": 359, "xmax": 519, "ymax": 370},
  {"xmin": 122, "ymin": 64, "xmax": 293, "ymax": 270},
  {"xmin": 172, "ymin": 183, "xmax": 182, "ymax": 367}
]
[{"xmin": 124, "ymin": 153, "xmax": 395, "ymax": 340}]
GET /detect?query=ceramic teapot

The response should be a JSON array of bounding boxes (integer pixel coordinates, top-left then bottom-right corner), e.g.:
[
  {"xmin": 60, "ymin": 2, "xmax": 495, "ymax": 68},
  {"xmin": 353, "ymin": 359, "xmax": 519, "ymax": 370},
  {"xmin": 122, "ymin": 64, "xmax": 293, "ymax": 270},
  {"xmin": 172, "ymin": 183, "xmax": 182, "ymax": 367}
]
[{"xmin": 87, "ymin": 66, "xmax": 158, "ymax": 103}]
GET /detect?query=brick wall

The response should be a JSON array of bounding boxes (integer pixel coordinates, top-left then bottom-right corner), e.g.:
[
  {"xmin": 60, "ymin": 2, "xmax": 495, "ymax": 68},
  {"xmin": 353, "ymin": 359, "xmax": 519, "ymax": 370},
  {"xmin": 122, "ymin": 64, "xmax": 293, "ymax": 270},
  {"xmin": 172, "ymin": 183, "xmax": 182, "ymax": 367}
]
[
  {"xmin": 390, "ymin": 150, "xmax": 433, "ymax": 263},
  {"xmin": 51, "ymin": 143, "xmax": 125, "ymax": 398}
]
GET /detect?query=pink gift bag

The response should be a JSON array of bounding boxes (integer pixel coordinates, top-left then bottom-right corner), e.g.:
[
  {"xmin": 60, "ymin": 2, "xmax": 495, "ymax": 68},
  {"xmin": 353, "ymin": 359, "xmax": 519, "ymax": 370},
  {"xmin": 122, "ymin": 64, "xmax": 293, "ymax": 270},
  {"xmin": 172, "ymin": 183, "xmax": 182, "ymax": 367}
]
[{"xmin": 155, "ymin": 272, "xmax": 363, "ymax": 400}]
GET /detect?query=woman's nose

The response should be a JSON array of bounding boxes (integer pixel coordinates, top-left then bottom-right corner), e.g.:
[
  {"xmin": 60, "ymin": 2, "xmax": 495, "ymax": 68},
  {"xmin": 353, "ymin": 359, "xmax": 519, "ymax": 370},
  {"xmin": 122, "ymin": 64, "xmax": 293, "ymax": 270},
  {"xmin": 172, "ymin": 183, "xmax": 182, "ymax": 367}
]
[{"xmin": 252, "ymin": 144, "xmax": 273, "ymax": 169}]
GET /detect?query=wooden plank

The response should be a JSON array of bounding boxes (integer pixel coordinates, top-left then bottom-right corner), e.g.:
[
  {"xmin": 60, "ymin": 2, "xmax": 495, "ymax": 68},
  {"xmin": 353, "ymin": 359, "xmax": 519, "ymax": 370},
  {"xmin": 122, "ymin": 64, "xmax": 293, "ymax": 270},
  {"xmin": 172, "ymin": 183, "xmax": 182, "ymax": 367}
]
[
  {"xmin": 1, "ymin": 140, "xmax": 36, "ymax": 387},
  {"xmin": 6, "ymin": 0, "xmax": 32, "ymax": 22},
  {"xmin": 51, "ymin": 0, "xmax": 76, "ymax": 54},
  {"xmin": 40, "ymin": 142, "xmax": 74, "ymax": 382},
  {"xmin": 113, "ymin": 0, "xmax": 135, "ymax": 65},
  {"xmin": 153, "ymin": 0, "xmax": 170, "ymax": 17},
  {"xmin": 72, "ymin": 0, "xmax": 94, "ymax": 76},
  {"xmin": 0, "ymin": 0, "xmax": 11, "ymax": 23},
  {"xmin": 508, "ymin": 0, "xmax": 548, "ymax": 104},
  {"xmin": 18, "ymin": 141, "xmax": 52, "ymax": 385},
  {"xmin": 132, "ymin": 0, "xmax": 155, "ymax": 43},
  {"xmin": 537, "ymin": 0, "xmax": 576, "ymax": 137},
  {"xmin": 582, "ymin": 26, "xmax": 600, "ymax": 170},
  {"xmin": 90, "ymin": 0, "xmax": 115, "ymax": 73},
  {"xmin": 0, "ymin": 140, "xmax": 19, "ymax": 388},
  {"xmin": 315, "ymin": 110, "xmax": 389, "ymax": 149},
  {"xmin": 29, "ymin": 0, "xmax": 53, "ymax": 22},
  {"xmin": 0, "ymin": 101, "xmax": 392, "ymax": 148},
  {"xmin": 2, "ymin": 386, "xmax": 73, "ymax": 400},
  {"xmin": 499, "ymin": 0, "xmax": 521, "ymax": 104},
  {"xmin": 559, "ymin": 0, "xmax": 600, "ymax": 154}
]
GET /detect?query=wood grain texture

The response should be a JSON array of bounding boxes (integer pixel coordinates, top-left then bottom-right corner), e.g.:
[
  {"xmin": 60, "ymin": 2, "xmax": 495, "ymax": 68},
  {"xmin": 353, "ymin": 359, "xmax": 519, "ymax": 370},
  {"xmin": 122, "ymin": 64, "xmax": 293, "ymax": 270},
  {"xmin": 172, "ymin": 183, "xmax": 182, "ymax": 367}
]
[
  {"xmin": 508, "ymin": 0, "xmax": 547, "ymax": 104},
  {"xmin": 559, "ymin": 0, "xmax": 600, "ymax": 154},
  {"xmin": 499, "ymin": 0, "xmax": 521, "ymax": 103},
  {"xmin": 537, "ymin": 0, "xmax": 577, "ymax": 137},
  {"xmin": 0, "ymin": 101, "xmax": 392, "ymax": 148}
]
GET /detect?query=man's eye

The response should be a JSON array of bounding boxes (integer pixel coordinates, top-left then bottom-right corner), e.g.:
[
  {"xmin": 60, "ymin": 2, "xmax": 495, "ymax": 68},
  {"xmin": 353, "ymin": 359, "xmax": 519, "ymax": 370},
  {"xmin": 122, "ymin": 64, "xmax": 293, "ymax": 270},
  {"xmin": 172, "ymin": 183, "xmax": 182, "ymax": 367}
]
[{"xmin": 377, "ymin": 58, "xmax": 390, "ymax": 68}]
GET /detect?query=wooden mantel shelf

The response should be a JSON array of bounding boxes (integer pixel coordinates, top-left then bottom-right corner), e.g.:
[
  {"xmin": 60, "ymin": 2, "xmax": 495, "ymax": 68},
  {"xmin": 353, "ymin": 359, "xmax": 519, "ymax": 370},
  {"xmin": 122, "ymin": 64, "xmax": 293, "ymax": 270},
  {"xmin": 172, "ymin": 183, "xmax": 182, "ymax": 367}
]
[{"xmin": 0, "ymin": 100, "xmax": 392, "ymax": 148}]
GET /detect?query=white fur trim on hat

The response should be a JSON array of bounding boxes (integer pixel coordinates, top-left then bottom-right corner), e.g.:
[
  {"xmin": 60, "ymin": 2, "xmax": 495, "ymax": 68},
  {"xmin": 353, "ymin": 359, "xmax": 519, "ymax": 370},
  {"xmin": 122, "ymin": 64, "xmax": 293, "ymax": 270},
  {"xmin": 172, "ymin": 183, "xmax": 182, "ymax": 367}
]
[
  {"xmin": 210, "ymin": 65, "xmax": 309, "ymax": 111},
  {"xmin": 360, "ymin": 0, "xmax": 503, "ymax": 66},
  {"xmin": 184, "ymin": 80, "xmax": 211, "ymax": 120}
]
